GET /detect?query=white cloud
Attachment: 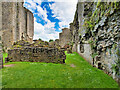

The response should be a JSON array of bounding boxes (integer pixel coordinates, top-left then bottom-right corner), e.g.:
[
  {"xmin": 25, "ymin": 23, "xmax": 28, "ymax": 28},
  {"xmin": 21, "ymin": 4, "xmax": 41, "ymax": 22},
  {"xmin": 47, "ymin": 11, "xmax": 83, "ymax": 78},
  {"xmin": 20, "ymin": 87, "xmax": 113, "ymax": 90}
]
[
  {"xmin": 34, "ymin": 18, "xmax": 59, "ymax": 41},
  {"xmin": 49, "ymin": 1, "xmax": 77, "ymax": 29},
  {"xmin": 48, "ymin": 0, "xmax": 78, "ymax": 2},
  {"xmin": 24, "ymin": 0, "xmax": 36, "ymax": 10},
  {"xmin": 33, "ymin": 4, "xmax": 60, "ymax": 41},
  {"xmin": 24, "ymin": 0, "xmax": 78, "ymax": 41},
  {"xmin": 37, "ymin": 5, "xmax": 48, "ymax": 21},
  {"xmin": 25, "ymin": 0, "xmax": 78, "ymax": 2}
]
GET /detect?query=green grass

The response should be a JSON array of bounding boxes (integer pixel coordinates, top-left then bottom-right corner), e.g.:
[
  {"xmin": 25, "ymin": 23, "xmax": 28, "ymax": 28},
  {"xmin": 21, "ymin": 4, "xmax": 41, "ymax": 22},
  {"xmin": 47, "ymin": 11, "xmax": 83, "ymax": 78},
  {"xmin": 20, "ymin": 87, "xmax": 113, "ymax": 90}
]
[
  {"xmin": 1, "ymin": 52, "xmax": 119, "ymax": 88},
  {"xmin": 2, "ymin": 53, "xmax": 8, "ymax": 63}
]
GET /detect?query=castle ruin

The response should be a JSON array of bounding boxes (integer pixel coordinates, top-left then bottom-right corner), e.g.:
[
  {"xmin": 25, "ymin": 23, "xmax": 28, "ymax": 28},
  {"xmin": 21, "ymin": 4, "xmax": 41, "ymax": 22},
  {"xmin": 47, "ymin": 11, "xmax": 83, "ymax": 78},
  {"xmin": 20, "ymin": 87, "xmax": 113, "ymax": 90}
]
[
  {"xmin": 0, "ymin": 0, "xmax": 120, "ymax": 84},
  {"xmin": 59, "ymin": 28, "xmax": 72, "ymax": 48},
  {"xmin": 0, "ymin": 1, "xmax": 34, "ymax": 49},
  {"xmin": 58, "ymin": 1, "xmax": 120, "ymax": 83}
]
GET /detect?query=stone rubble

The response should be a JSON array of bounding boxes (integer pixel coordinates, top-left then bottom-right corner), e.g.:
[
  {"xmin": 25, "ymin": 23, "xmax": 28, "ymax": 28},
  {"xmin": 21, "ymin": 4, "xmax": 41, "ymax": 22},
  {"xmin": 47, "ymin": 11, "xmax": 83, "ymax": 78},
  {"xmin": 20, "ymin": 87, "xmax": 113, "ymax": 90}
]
[{"xmin": 7, "ymin": 40, "xmax": 66, "ymax": 64}]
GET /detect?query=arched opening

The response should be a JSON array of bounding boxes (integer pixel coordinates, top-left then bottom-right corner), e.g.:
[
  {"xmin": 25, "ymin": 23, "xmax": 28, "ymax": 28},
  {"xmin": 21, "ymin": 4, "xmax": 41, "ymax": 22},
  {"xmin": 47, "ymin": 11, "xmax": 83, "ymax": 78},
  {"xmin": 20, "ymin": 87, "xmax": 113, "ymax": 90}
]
[
  {"xmin": 98, "ymin": 62, "xmax": 102, "ymax": 70},
  {"xmin": 80, "ymin": 44, "xmax": 84, "ymax": 53}
]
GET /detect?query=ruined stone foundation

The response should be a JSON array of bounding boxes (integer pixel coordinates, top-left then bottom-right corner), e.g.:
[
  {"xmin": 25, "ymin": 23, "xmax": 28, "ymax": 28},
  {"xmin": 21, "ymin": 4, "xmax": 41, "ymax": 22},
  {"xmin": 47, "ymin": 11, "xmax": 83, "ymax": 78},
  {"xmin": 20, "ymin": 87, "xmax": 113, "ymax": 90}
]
[
  {"xmin": 7, "ymin": 40, "xmax": 66, "ymax": 64},
  {"xmin": 8, "ymin": 47, "xmax": 66, "ymax": 64}
]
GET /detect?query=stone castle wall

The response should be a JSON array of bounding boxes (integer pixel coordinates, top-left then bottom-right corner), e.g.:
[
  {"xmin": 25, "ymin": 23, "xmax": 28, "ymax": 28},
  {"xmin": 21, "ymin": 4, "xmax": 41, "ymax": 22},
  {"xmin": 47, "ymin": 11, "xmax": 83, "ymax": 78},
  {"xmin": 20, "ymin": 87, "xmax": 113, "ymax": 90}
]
[
  {"xmin": 1, "ymin": 2, "xmax": 34, "ymax": 49},
  {"xmin": 59, "ymin": 28, "xmax": 71, "ymax": 48},
  {"xmin": 77, "ymin": 43, "xmax": 93, "ymax": 65},
  {"xmin": 58, "ymin": 1, "xmax": 120, "ymax": 83},
  {"xmin": 49, "ymin": 39, "xmax": 60, "ymax": 48},
  {"xmin": 69, "ymin": 1, "xmax": 120, "ymax": 82}
]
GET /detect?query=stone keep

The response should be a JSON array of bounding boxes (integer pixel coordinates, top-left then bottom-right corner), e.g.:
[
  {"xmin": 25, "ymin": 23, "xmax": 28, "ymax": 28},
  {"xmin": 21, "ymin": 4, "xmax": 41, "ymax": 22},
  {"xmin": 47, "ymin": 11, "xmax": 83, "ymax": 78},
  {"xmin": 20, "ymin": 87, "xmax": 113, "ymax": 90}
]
[
  {"xmin": 59, "ymin": 28, "xmax": 72, "ymax": 48},
  {"xmin": 0, "ymin": 2, "xmax": 34, "ymax": 49}
]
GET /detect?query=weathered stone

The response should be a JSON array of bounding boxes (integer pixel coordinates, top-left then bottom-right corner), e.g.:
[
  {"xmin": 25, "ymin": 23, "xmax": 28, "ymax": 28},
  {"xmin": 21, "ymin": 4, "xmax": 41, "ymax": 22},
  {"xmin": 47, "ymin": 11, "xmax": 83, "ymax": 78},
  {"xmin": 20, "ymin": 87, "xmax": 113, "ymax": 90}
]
[
  {"xmin": 114, "ymin": 26, "xmax": 119, "ymax": 31},
  {"xmin": 99, "ymin": 34, "xmax": 105, "ymax": 39},
  {"xmin": 99, "ymin": 16, "xmax": 107, "ymax": 27},
  {"xmin": 107, "ymin": 28, "xmax": 113, "ymax": 33},
  {"xmin": 97, "ymin": 44, "xmax": 103, "ymax": 51},
  {"xmin": 110, "ymin": 9, "xmax": 114, "ymax": 15},
  {"xmin": 111, "ymin": 38, "xmax": 114, "ymax": 41},
  {"xmin": 47, "ymin": 1, "xmax": 120, "ymax": 84},
  {"xmin": 111, "ymin": 22, "xmax": 116, "ymax": 25},
  {"xmin": 6, "ymin": 40, "xmax": 66, "ymax": 64},
  {"xmin": 8, "ymin": 47, "xmax": 66, "ymax": 64},
  {"xmin": 115, "ymin": 34, "xmax": 120, "ymax": 38},
  {"xmin": 106, "ymin": 41, "xmax": 114, "ymax": 47},
  {"xmin": 93, "ymin": 24, "xmax": 99, "ymax": 33},
  {"xmin": 98, "ymin": 41, "xmax": 106, "ymax": 47},
  {"xmin": 1, "ymin": 2, "xmax": 34, "ymax": 49},
  {"xmin": 59, "ymin": 28, "xmax": 72, "ymax": 48},
  {"xmin": 98, "ymin": 30, "xmax": 103, "ymax": 36},
  {"xmin": 95, "ymin": 55, "xmax": 101, "ymax": 61}
]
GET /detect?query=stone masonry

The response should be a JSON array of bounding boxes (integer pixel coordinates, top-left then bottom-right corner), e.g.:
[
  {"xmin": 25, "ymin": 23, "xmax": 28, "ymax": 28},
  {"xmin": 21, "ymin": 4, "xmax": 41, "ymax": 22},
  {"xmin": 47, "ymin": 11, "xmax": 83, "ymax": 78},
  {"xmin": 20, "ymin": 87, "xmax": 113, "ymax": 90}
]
[
  {"xmin": 0, "ymin": 43, "xmax": 3, "ymax": 69},
  {"xmin": 69, "ymin": 1, "xmax": 120, "ymax": 83},
  {"xmin": 8, "ymin": 47, "xmax": 66, "ymax": 64},
  {"xmin": 58, "ymin": 1, "xmax": 120, "ymax": 84},
  {"xmin": 49, "ymin": 39, "xmax": 60, "ymax": 48},
  {"xmin": 0, "ymin": 1, "xmax": 34, "ymax": 49},
  {"xmin": 7, "ymin": 40, "xmax": 66, "ymax": 64},
  {"xmin": 59, "ymin": 28, "xmax": 72, "ymax": 48}
]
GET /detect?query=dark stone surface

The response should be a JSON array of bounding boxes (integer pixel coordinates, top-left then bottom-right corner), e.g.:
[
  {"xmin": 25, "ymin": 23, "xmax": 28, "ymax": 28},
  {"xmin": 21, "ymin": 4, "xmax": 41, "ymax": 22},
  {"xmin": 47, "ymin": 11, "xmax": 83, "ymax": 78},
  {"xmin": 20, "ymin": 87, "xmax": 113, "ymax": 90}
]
[{"xmin": 8, "ymin": 47, "xmax": 66, "ymax": 64}]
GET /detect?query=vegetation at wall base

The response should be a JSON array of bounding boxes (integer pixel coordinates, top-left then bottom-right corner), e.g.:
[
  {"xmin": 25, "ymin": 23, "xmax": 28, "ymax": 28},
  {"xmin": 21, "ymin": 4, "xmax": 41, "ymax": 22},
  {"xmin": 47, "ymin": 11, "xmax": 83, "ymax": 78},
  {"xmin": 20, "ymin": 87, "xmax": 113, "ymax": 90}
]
[{"xmin": 2, "ymin": 53, "xmax": 8, "ymax": 63}]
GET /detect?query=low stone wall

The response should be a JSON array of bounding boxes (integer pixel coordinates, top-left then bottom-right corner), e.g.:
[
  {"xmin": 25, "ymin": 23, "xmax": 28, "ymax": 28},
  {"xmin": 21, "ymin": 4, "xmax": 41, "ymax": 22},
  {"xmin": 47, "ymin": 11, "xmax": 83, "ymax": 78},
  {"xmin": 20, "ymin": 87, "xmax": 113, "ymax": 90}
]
[{"xmin": 7, "ymin": 47, "xmax": 66, "ymax": 64}]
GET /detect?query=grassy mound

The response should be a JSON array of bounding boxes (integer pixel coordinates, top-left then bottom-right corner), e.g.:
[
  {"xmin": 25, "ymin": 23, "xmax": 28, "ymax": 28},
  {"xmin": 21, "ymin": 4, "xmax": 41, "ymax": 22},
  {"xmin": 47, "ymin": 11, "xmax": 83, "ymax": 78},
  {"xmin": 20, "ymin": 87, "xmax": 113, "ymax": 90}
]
[{"xmin": 2, "ymin": 52, "xmax": 119, "ymax": 88}]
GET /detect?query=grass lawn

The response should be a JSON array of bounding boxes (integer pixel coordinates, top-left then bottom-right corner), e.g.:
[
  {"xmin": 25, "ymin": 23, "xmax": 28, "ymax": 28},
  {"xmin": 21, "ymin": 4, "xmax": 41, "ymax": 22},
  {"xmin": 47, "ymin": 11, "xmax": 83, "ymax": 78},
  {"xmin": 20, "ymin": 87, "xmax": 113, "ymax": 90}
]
[
  {"xmin": 2, "ymin": 53, "xmax": 8, "ymax": 63},
  {"xmin": 1, "ymin": 52, "xmax": 119, "ymax": 88}
]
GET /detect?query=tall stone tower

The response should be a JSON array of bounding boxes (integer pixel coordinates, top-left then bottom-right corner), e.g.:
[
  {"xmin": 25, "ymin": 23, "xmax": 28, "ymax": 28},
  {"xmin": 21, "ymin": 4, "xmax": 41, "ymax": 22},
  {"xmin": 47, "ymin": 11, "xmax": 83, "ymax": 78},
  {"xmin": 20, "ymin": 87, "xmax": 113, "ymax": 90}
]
[
  {"xmin": 0, "ymin": 1, "xmax": 34, "ymax": 49},
  {"xmin": 59, "ymin": 28, "xmax": 72, "ymax": 48}
]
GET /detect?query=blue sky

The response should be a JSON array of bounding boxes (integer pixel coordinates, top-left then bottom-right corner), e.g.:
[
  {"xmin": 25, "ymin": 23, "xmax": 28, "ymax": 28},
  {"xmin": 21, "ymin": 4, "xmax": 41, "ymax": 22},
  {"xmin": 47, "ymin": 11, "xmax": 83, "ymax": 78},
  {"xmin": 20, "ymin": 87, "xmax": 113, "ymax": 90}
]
[{"xmin": 24, "ymin": 0, "xmax": 77, "ymax": 41}]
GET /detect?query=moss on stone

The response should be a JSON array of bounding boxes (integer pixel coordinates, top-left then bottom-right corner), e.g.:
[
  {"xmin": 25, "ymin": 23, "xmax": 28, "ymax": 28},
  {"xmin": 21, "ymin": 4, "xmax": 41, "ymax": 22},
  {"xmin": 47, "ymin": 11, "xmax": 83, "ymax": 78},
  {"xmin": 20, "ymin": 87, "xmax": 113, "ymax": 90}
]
[
  {"xmin": 13, "ymin": 45, "xmax": 22, "ymax": 48},
  {"xmin": 116, "ymin": 48, "xmax": 120, "ymax": 57},
  {"xmin": 113, "ymin": 44, "xmax": 117, "ymax": 50}
]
